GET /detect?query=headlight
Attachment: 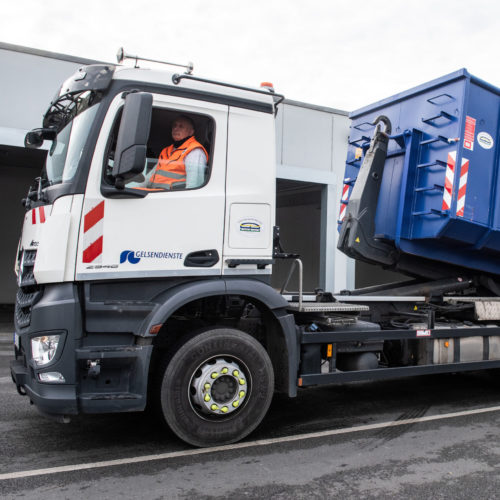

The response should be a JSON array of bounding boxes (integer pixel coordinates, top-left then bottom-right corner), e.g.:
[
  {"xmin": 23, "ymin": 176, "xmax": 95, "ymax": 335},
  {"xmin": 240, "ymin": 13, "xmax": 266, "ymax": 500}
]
[{"xmin": 31, "ymin": 335, "xmax": 61, "ymax": 366}]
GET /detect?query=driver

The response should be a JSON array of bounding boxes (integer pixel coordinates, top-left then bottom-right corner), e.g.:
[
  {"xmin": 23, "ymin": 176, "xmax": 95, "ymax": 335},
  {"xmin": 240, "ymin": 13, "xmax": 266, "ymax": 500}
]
[{"xmin": 147, "ymin": 115, "xmax": 208, "ymax": 190}]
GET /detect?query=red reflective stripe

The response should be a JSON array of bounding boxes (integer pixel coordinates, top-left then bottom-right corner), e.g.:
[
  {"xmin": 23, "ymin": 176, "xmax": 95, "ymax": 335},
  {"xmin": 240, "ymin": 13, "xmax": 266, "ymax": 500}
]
[
  {"xmin": 82, "ymin": 236, "xmax": 103, "ymax": 263},
  {"xmin": 39, "ymin": 206, "xmax": 46, "ymax": 223},
  {"xmin": 442, "ymin": 152, "xmax": 456, "ymax": 211},
  {"xmin": 84, "ymin": 201, "xmax": 105, "ymax": 233},
  {"xmin": 32, "ymin": 210, "xmax": 36, "ymax": 224},
  {"xmin": 456, "ymin": 159, "xmax": 469, "ymax": 217},
  {"xmin": 457, "ymin": 162, "xmax": 469, "ymax": 199}
]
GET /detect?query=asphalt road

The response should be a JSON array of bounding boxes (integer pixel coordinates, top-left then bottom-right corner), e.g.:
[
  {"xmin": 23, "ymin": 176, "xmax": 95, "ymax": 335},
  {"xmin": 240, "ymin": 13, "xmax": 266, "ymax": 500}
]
[{"xmin": 2, "ymin": 331, "xmax": 500, "ymax": 499}]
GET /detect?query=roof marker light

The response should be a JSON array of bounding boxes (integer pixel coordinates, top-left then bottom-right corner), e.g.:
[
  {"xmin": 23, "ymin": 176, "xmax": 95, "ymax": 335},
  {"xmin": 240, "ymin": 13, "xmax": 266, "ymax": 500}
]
[{"xmin": 260, "ymin": 82, "xmax": 275, "ymax": 93}]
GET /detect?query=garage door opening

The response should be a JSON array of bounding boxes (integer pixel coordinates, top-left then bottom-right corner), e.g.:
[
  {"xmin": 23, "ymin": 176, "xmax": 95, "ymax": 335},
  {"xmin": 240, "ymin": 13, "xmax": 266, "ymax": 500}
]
[
  {"xmin": 0, "ymin": 145, "xmax": 45, "ymax": 304},
  {"xmin": 272, "ymin": 179, "xmax": 323, "ymax": 293}
]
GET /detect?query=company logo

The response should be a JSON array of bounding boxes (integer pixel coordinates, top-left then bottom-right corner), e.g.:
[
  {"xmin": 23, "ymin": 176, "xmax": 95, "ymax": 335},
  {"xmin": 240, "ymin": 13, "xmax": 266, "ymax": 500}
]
[
  {"xmin": 120, "ymin": 250, "xmax": 141, "ymax": 264},
  {"xmin": 240, "ymin": 221, "xmax": 261, "ymax": 233},
  {"xmin": 120, "ymin": 250, "xmax": 183, "ymax": 264},
  {"xmin": 477, "ymin": 131, "xmax": 494, "ymax": 150}
]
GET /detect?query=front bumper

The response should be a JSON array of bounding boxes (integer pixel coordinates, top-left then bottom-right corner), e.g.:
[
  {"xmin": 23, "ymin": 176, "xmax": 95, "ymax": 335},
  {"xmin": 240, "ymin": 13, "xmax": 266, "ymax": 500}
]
[
  {"xmin": 10, "ymin": 358, "xmax": 78, "ymax": 415},
  {"xmin": 12, "ymin": 283, "xmax": 152, "ymax": 418}
]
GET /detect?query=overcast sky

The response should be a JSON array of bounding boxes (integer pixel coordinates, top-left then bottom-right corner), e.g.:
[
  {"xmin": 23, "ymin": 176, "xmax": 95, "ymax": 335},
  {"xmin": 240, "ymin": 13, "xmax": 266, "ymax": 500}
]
[{"xmin": 2, "ymin": 0, "xmax": 500, "ymax": 111}]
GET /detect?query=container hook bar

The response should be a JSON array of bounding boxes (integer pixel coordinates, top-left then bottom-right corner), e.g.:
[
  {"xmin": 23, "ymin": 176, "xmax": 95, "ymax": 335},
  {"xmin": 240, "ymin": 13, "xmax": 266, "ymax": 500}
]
[{"xmin": 372, "ymin": 115, "xmax": 392, "ymax": 135}]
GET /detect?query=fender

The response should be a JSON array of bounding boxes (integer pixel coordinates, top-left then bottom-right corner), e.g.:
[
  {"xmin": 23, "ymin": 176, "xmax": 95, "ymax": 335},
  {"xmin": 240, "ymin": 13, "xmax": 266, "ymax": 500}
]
[
  {"xmin": 225, "ymin": 278, "xmax": 299, "ymax": 396},
  {"xmin": 142, "ymin": 277, "xmax": 299, "ymax": 396}
]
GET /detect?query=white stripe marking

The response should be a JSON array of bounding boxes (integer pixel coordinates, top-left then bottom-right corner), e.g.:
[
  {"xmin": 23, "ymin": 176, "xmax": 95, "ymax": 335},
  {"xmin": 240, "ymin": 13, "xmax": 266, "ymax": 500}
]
[
  {"xmin": 459, "ymin": 172, "xmax": 468, "ymax": 189},
  {"xmin": 0, "ymin": 376, "xmax": 12, "ymax": 384},
  {"xmin": 1, "ymin": 404, "xmax": 500, "ymax": 481}
]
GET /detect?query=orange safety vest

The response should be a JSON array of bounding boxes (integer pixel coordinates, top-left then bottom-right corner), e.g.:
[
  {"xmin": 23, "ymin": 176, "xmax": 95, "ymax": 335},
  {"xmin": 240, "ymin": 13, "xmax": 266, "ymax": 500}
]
[{"xmin": 148, "ymin": 136, "xmax": 208, "ymax": 190}]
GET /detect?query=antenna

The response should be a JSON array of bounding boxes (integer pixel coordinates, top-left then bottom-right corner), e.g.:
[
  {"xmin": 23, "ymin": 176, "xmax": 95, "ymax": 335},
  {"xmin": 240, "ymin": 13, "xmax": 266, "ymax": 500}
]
[{"xmin": 116, "ymin": 47, "xmax": 193, "ymax": 74}]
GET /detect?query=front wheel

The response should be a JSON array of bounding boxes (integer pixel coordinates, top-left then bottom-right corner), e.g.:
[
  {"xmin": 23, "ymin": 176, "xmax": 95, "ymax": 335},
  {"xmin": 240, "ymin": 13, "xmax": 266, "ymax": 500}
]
[{"xmin": 159, "ymin": 328, "xmax": 274, "ymax": 447}]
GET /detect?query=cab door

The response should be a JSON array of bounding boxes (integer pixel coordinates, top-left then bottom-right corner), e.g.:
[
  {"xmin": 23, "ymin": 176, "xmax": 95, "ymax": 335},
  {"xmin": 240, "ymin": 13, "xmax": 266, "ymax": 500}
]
[{"xmin": 75, "ymin": 92, "xmax": 228, "ymax": 280}]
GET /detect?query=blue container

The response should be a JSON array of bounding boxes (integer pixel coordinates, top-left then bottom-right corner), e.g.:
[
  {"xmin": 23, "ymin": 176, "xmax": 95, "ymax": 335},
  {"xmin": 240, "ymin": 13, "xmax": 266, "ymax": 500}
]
[{"xmin": 342, "ymin": 69, "xmax": 500, "ymax": 275}]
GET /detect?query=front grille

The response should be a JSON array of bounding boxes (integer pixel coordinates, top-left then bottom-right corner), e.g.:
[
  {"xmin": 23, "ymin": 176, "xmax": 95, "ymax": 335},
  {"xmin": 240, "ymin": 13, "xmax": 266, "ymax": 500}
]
[
  {"xmin": 16, "ymin": 288, "xmax": 40, "ymax": 308},
  {"xmin": 15, "ymin": 249, "xmax": 41, "ymax": 329},
  {"xmin": 22, "ymin": 249, "xmax": 37, "ymax": 267},
  {"xmin": 15, "ymin": 304, "xmax": 32, "ymax": 329}
]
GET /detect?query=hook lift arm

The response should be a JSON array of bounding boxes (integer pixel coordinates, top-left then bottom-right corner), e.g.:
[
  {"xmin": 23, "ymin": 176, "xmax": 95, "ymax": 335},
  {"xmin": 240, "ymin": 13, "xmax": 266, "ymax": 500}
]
[{"xmin": 337, "ymin": 115, "xmax": 398, "ymax": 266}]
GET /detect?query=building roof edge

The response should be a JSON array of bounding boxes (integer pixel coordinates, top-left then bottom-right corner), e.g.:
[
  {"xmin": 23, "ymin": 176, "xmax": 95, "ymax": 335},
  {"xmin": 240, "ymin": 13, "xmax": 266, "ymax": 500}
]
[
  {"xmin": 283, "ymin": 98, "xmax": 348, "ymax": 116},
  {"xmin": 0, "ymin": 41, "xmax": 111, "ymax": 66}
]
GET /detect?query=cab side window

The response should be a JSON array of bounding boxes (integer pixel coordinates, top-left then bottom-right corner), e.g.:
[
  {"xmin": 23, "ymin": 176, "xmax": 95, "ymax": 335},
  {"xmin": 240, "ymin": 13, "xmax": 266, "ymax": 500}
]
[{"xmin": 104, "ymin": 106, "xmax": 215, "ymax": 191}]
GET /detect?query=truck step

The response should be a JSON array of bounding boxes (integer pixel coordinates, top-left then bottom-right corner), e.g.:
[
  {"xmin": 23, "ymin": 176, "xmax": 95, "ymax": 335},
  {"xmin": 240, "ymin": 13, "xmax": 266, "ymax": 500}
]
[
  {"xmin": 287, "ymin": 302, "xmax": 369, "ymax": 313},
  {"xmin": 84, "ymin": 393, "xmax": 141, "ymax": 401}
]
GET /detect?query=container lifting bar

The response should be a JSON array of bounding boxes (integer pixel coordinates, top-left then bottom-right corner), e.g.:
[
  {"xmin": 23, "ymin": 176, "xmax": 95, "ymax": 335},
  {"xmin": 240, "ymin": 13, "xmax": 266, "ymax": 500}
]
[
  {"xmin": 353, "ymin": 121, "xmax": 376, "ymax": 131},
  {"xmin": 348, "ymin": 135, "xmax": 371, "ymax": 147},
  {"xmin": 417, "ymin": 159, "xmax": 447, "ymax": 169},
  {"xmin": 414, "ymin": 183, "xmax": 444, "ymax": 193},
  {"xmin": 427, "ymin": 93, "xmax": 454, "ymax": 105},
  {"xmin": 420, "ymin": 135, "xmax": 460, "ymax": 146},
  {"xmin": 421, "ymin": 110, "xmax": 455, "ymax": 125}
]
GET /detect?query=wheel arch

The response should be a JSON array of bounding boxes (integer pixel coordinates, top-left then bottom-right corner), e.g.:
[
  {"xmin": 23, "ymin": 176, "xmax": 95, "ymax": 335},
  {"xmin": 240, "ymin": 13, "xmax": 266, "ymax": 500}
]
[{"xmin": 143, "ymin": 278, "xmax": 299, "ymax": 397}]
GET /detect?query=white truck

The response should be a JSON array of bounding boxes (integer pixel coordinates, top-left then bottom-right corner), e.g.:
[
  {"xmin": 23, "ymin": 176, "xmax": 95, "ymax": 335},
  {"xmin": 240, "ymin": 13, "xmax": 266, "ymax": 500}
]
[{"xmin": 11, "ymin": 53, "xmax": 500, "ymax": 447}]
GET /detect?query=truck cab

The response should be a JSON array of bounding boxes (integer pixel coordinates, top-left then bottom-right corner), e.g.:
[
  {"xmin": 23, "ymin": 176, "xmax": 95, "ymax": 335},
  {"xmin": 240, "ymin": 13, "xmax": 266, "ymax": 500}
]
[{"xmin": 12, "ymin": 62, "xmax": 295, "ymax": 446}]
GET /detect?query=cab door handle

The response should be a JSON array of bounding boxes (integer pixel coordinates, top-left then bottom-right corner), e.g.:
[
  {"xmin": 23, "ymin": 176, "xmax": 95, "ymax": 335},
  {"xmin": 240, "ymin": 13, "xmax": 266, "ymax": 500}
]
[{"xmin": 184, "ymin": 249, "xmax": 219, "ymax": 267}]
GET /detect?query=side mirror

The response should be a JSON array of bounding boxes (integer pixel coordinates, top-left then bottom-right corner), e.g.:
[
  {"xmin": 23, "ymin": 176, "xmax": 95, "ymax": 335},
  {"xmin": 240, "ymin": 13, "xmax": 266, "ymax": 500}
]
[
  {"xmin": 113, "ymin": 92, "xmax": 152, "ymax": 188},
  {"xmin": 24, "ymin": 128, "xmax": 57, "ymax": 149}
]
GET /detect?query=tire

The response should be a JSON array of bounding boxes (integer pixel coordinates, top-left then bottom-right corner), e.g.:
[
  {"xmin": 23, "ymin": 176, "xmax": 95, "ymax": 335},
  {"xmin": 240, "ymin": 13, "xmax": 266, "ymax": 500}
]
[{"xmin": 159, "ymin": 327, "xmax": 274, "ymax": 447}]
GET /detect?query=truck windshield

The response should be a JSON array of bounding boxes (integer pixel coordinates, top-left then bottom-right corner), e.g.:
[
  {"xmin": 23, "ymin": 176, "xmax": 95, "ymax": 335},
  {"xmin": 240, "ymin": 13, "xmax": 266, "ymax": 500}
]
[{"xmin": 43, "ymin": 95, "xmax": 100, "ymax": 185}]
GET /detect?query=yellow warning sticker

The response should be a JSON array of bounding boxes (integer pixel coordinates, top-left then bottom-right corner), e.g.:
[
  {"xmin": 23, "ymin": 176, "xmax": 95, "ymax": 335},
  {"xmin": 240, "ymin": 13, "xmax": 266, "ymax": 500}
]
[
  {"xmin": 355, "ymin": 237, "xmax": 360, "ymax": 243},
  {"xmin": 355, "ymin": 147, "xmax": 363, "ymax": 160}
]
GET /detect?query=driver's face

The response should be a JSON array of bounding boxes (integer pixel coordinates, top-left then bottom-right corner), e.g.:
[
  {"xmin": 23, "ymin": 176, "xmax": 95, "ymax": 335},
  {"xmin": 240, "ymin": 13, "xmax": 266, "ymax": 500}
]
[{"xmin": 171, "ymin": 118, "xmax": 194, "ymax": 142}]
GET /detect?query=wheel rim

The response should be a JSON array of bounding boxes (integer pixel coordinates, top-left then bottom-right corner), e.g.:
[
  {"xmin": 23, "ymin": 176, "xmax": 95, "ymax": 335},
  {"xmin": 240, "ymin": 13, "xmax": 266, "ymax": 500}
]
[{"xmin": 189, "ymin": 356, "xmax": 249, "ymax": 418}]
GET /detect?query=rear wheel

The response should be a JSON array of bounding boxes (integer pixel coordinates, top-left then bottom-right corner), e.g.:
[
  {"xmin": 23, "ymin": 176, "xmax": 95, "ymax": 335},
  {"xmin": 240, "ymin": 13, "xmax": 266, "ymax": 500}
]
[{"xmin": 159, "ymin": 328, "xmax": 274, "ymax": 447}]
